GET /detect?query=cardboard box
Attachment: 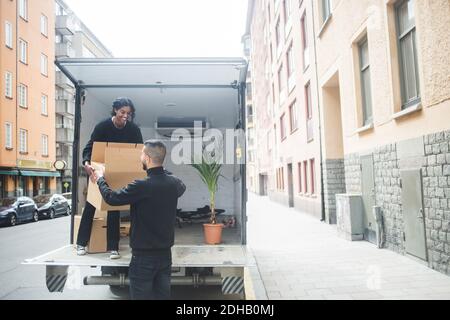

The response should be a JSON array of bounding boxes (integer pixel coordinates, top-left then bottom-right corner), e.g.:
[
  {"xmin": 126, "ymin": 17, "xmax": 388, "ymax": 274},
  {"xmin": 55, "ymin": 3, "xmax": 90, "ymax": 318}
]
[
  {"xmin": 73, "ymin": 215, "xmax": 107, "ymax": 253},
  {"xmin": 120, "ymin": 222, "xmax": 131, "ymax": 237},
  {"xmin": 87, "ymin": 142, "xmax": 146, "ymax": 211}
]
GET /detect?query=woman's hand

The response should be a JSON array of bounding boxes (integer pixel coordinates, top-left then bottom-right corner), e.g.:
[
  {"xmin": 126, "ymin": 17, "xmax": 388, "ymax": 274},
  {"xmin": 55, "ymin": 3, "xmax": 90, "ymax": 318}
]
[{"xmin": 84, "ymin": 162, "xmax": 95, "ymax": 181}]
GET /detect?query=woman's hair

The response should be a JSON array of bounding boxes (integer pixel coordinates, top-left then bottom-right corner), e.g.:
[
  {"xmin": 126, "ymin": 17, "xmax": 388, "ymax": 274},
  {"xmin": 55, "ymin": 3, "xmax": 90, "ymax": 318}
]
[{"xmin": 111, "ymin": 97, "xmax": 136, "ymax": 121}]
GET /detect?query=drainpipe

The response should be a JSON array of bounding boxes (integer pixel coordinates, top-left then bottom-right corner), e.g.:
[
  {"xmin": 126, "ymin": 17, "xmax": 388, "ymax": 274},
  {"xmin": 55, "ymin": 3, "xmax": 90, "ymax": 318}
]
[{"xmin": 311, "ymin": 0, "xmax": 326, "ymax": 223}]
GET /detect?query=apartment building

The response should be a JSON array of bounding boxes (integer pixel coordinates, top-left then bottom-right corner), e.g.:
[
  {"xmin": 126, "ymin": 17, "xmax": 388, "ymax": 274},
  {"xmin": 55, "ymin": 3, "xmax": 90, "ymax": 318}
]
[
  {"xmin": 54, "ymin": 0, "xmax": 113, "ymax": 193},
  {"xmin": 246, "ymin": 0, "xmax": 323, "ymax": 218},
  {"xmin": 314, "ymin": 0, "xmax": 450, "ymax": 275},
  {"xmin": 247, "ymin": 0, "xmax": 449, "ymax": 275},
  {"xmin": 0, "ymin": 0, "xmax": 57, "ymax": 198}
]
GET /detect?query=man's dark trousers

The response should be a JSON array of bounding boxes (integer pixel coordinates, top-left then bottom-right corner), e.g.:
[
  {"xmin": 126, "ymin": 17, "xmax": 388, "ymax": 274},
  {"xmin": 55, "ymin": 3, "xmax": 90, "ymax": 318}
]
[
  {"xmin": 76, "ymin": 201, "xmax": 120, "ymax": 251},
  {"xmin": 129, "ymin": 250, "xmax": 172, "ymax": 300}
]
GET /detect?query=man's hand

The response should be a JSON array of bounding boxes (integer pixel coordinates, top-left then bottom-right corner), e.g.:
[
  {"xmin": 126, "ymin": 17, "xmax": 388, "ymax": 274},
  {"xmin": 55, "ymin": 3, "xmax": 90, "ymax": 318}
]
[
  {"xmin": 93, "ymin": 164, "xmax": 105, "ymax": 183},
  {"xmin": 84, "ymin": 162, "xmax": 96, "ymax": 182}
]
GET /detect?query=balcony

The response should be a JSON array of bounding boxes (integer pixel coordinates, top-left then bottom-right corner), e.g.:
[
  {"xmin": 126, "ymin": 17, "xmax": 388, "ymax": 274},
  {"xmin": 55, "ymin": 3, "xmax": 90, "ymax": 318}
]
[
  {"xmin": 56, "ymin": 71, "xmax": 74, "ymax": 89},
  {"xmin": 56, "ymin": 15, "xmax": 76, "ymax": 36},
  {"xmin": 56, "ymin": 127, "xmax": 74, "ymax": 143},
  {"xmin": 56, "ymin": 42, "xmax": 75, "ymax": 58},
  {"xmin": 56, "ymin": 98, "xmax": 75, "ymax": 116}
]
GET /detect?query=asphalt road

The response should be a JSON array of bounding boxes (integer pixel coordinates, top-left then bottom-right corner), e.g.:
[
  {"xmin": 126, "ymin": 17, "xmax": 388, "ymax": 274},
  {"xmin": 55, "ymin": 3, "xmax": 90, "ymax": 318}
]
[{"xmin": 0, "ymin": 215, "xmax": 234, "ymax": 300}]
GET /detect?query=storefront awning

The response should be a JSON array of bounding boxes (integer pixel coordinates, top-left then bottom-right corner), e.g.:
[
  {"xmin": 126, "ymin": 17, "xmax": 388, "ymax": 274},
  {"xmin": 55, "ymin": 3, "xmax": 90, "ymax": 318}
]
[
  {"xmin": 19, "ymin": 170, "xmax": 61, "ymax": 177},
  {"xmin": 0, "ymin": 170, "xmax": 20, "ymax": 176}
]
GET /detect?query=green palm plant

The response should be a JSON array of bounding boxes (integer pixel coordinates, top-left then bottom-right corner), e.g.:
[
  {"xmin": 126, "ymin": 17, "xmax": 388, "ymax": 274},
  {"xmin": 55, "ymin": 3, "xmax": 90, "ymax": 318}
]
[{"xmin": 191, "ymin": 145, "xmax": 223, "ymax": 224}]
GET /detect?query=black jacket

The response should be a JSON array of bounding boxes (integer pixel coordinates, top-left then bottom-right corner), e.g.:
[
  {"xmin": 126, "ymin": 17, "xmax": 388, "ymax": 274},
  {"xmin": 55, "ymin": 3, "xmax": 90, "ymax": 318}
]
[
  {"xmin": 97, "ymin": 167, "xmax": 186, "ymax": 252},
  {"xmin": 83, "ymin": 118, "xmax": 143, "ymax": 165}
]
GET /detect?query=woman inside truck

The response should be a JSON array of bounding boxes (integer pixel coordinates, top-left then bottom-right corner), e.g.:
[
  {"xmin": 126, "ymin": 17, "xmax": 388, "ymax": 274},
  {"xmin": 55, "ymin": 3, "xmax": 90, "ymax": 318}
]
[{"xmin": 76, "ymin": 97, "xmax": 143, "ymax": 259}]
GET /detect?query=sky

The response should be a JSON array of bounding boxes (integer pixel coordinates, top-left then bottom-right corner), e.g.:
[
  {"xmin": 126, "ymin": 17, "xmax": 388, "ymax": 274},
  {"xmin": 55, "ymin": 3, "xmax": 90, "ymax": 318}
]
[{"xmin": 63, "ymin": 0, "xmax": 249, "ymax": 58}]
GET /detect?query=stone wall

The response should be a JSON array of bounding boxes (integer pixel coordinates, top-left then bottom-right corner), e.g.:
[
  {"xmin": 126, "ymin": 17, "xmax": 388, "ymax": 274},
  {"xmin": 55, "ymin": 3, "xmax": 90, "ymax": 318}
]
[
  {"xmin": 423, "ymin": 130, "xmax": 450, "ymax": 275},
  {"xmin": 373, "ymin": 144, "xmax": 404, "ymax": 254},
  {"xmin": 323, "ymin": 159, "xmax": 346, "ymax": 224},
  {"xmin": 344, "ymin": 153, "xmax": 361, "ymax": 194}
]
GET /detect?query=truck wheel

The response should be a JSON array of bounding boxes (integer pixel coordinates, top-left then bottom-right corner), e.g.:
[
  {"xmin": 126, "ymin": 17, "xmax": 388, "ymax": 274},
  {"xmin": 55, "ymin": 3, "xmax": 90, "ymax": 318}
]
[{"xmin": 109, "ymin": 285, "xmax": 130, "ymax": 298}]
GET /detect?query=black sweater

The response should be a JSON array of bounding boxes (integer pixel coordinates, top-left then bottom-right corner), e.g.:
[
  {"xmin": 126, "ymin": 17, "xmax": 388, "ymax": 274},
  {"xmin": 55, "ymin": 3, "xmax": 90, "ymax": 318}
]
[
  {"xmin": 82, "ymin": 118, "xmax": 143, "ymax": 164},
  {"xmin": 97, "ymin": 167, "xmax": 186, "ymax": 252}
]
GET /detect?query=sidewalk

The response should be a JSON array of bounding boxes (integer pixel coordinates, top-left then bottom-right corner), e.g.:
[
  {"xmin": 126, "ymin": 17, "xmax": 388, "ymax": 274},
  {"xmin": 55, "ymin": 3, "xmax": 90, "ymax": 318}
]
[{"xmin": 246, "ymin": 193, "xmax": 450, "ymax": 300}]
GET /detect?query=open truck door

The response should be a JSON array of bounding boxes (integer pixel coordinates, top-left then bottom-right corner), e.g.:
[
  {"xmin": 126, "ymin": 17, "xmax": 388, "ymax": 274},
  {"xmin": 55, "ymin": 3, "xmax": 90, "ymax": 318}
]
[{"xmin": 24, "ymin": 58, "xmax": 264, "ymax": 299}]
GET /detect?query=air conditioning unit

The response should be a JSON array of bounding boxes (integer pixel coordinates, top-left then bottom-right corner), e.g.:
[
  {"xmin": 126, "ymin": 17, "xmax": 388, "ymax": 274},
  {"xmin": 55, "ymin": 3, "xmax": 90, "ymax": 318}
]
[{"xmin": 155, "ymin": 117, "xmax": 209, "ymax": 138}]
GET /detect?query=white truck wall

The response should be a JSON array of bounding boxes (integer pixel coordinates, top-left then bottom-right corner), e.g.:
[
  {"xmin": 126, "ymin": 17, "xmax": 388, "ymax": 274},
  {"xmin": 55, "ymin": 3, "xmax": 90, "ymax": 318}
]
[{"xmin": 78, "ymin": 90, "xmax": 243, "ymax": 227}]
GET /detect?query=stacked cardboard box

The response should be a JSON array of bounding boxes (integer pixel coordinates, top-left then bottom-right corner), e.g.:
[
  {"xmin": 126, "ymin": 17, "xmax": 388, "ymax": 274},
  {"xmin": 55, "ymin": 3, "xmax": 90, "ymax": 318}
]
[{"xmin": 73, "ymin": 215, "xmax": 107, "ymax": 253}]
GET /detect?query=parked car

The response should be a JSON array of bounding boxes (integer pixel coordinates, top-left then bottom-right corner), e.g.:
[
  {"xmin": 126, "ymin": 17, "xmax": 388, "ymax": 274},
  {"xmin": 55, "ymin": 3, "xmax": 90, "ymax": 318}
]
[
  {"xmin": 0, "ymin": 197, "xmax": 39, "ymax": 226},
  {"xmin": 36, "ymin": 194, "xmax": 71, "ymax": 219}
]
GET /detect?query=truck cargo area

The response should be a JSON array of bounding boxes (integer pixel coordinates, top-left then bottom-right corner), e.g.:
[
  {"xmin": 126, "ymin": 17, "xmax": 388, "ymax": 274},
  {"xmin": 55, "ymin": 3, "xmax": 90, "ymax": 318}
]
[{"xmin": 24, "ymin": 58, "xmax": 255, "ymax": 298}]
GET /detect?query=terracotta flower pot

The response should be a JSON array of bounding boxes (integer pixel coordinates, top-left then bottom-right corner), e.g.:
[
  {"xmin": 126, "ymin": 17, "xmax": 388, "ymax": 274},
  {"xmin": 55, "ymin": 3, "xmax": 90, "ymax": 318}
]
[{"xmin": 203, "ymin": 223, "xmax": 224, "ymax": 245}]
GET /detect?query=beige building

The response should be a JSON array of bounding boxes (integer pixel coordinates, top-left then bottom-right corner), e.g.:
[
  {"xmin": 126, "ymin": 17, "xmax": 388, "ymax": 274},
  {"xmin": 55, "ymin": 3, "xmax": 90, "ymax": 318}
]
[
  {"xmin": 0, "ymin": 0, "xmax": 57, "ymax": 198},
  {"xmin": 54, "ymin": 0, "xmax": 113, "ymax": 194},
  {"xmin": 315, "ymin": 0, "xmax": 450, "ymax": 275},
  {"xmin": 247, "ymin": 0, "xmax": 450, "ymax": 276},
  {"xmin": 246, "ymin": 0, "xmax": 323, "ymax": 219}
]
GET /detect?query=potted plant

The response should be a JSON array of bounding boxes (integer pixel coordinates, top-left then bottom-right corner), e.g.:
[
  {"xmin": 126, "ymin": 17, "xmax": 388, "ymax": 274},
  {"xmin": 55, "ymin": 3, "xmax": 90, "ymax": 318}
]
[{"xmin": 191, "ymin": 145, "xmax": 224, "ymax": 245}]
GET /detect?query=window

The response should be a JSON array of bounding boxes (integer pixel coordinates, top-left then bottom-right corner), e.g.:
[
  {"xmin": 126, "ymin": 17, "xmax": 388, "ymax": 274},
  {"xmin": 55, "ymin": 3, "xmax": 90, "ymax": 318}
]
[
  {"xmin": 19, "ymin": 39, "xmax": 27, "ymax": 64},
  {"xmin": 5, "ymin": 72, "xmax": 13, "ymax": 98},
  {"xmin": 305, "ymin": 82, "xmax": 313, "ymax": 141},
  {"xmin": 5, "ymin": 21, "xmax": 13, "ymax": 48},
  {"xmin": 301, "ymin": 14, "xmax": 310, "ymax": 69},
  {"xmin": 40, "ymin": 15, "xmax": 48, "ymax": 37},
  {"xmin": 40, "ymin": 54, "xmax": 48, "ymax": 76},
  {"xmin": 305, "ymin": 82, "xmax": 312, "ymax": 120},
  {"xmin": 289, "ymin": 100, "xmax": 298, "ymax": 132},
  {"xmin": 275, "ymin": 18, "xmax": 282, "ymax": 47},
  {"xmin": 298, "ymin": 162, "xmax": 302, "ymax": 193},
  {"xmin": 278, "ymin": 64, "xmax": 285, "ymax": 93},
  {"xmin": 19, "ymin": 0, "xmax": 28, "ymax": 20},
  {"xmin": 41, "ymin": 94, "xmax": 48, "ymax": 115},
  {"xmin": 18, "ymin": 84, "xmax": 27, "ymax": 108},
  {"xmin": 280, "ymin": 114, "xmax": 286, "ymax": 140},
  {"xmin": 42, "ymin": 135, "xmax": 49, "ymax": 156},
  {"xmin": 322, "ymin": 0, "xmax": 332, "ymax": 23},
  {"xmin": 396, "ymin": 0, "xmax": 420, "ymax": 109},
  {"xmin": 5, "ymin": 123, "xmax": 13, "ymax": 149},
  {"xmin": 359, "ymin": 36, "xmax": 373, "ymax": 125},
  {"xmin": 283, "ymin": 0, "xmax": 292, "ymax": 22},
  {"xmin": 286, "ymin": 43, "xmax": 295, "ymax": 77},
  {"xmin": 303, "ymin": 160, "xmax": 308, "ymax": 193},
  {"xmin": 19, "ymin": 129, "xmax": 28, "ymax": 153},
  {"xmin": 310, "ymin": 158, "xmax": 316, "ymax": 195}
]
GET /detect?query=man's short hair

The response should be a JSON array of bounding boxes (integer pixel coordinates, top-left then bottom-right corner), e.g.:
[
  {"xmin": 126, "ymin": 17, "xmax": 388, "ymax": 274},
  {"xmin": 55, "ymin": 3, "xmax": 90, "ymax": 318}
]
[{"xmin": 144, "ymin": 140, "xmax": 166, "ymax": 165}]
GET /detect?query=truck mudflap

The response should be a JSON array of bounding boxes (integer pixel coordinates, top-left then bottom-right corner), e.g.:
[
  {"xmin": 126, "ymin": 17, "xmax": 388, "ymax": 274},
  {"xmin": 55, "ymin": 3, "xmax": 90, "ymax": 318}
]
[
  {"xmin": 46, "ymin": 265, "xmax": 69, "ymax": 292},
  {"xmin": 222, "ymin": 276, "xmax": 244, "ymax": 295}
]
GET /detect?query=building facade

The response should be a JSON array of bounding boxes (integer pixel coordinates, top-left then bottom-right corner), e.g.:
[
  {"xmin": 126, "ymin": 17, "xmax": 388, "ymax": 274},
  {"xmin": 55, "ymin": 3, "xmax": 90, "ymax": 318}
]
[
  {"xmin": 54, "ymin": 0, "xmax": 113, "ymax": 193},
  {"xmin": 246, "ymin": 0, "xmax": 323, "ymax": 219},
  {"xmin": 314, "ymin": 0, "xmax": 450, "ymax": 275},
  {"xmin": 0, "ymin": 0, "xmax": 58, "ymax": 198},
  {"xmin": 247, "ymin": 0, "xmax": 450, "ymax": 275}
]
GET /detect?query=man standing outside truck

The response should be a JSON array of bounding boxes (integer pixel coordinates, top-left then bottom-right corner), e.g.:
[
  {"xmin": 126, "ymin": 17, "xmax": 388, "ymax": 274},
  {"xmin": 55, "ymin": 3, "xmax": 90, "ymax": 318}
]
[{"xmin": 93, "ymin": 140, "xmax": 186, "ymax": 300}]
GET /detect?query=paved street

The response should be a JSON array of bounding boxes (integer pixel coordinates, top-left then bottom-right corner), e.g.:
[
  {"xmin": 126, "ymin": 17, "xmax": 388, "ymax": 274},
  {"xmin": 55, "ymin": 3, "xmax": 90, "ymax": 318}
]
[
  {"xmin": 0, "ymin": 215, "xmax": 232, "ymax": 300},
  {"xmin": 2, "ymin": 193, "xmax": 450, "ymax": 300},
  {"xmin": 246, "ymin": 193, "xmax": 450, "ymax": 300},
  {"xmin": 0, "ymin": 216, "xmax": 115, "ymax": 300}
]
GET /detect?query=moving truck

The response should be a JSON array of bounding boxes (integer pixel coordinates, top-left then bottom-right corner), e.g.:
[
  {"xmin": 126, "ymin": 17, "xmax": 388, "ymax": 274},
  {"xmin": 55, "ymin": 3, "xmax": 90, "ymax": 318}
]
[{"xmin": 24, "ymin": 58, "xmax": 260, "ymax": 299}]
